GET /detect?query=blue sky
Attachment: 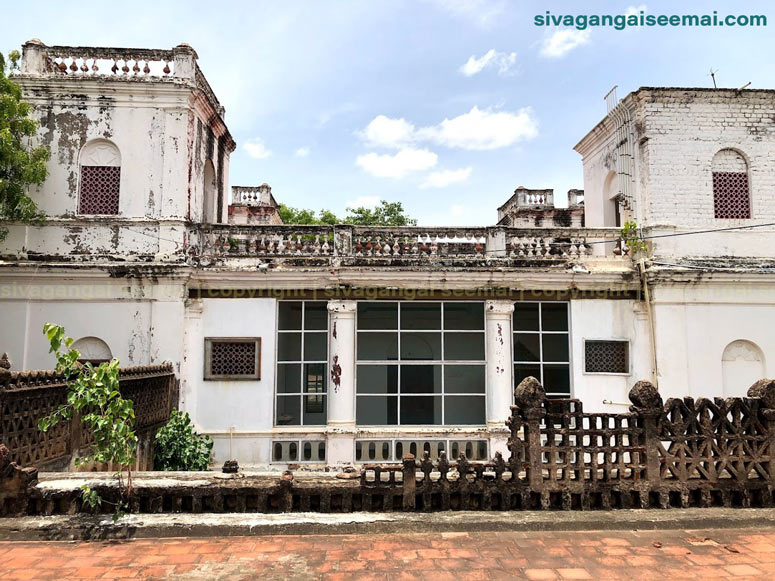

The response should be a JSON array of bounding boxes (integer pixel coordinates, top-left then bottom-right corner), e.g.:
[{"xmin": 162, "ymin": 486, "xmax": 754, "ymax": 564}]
[{"xmin": 5, "ymin": 1, "xmax": 774, "ymax": 224}]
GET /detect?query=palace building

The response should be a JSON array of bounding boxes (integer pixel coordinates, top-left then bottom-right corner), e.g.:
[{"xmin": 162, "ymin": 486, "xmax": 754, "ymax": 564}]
[{"xmin": 1, "ymin": 40, "xmax": 773, "ymax": 468}]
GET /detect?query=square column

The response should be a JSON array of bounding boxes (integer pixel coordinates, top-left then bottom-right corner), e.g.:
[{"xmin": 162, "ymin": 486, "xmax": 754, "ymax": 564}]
[
  {"xmin": 326, "ymin": 300, "xmax": 357, "ymax": 465},
  {"xmin": 485, "ymin": 300, "xmax": 515, "ymax": 456}
]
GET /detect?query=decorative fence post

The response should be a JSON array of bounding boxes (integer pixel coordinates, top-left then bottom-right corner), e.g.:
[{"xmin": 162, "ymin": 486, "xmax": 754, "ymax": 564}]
[
  {"xmin": 628, "ymin": 381, "xmax": 664, "ymax": 503},
  {"xmin": 402, "ymin": 454, "xmax": 416, "ymax": 511},
  {"xmin": 748, "ymin": 379, "xmax": 775, "ymax": 492},
  {"xmin": 514, "ymin": 377, "xmax": 546, "ymax": 492}
]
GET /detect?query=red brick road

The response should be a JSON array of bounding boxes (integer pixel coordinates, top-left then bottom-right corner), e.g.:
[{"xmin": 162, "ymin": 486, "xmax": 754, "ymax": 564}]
[{"xmin": 1, "ymin": 528, "xmax": 774, "ymax": 580}]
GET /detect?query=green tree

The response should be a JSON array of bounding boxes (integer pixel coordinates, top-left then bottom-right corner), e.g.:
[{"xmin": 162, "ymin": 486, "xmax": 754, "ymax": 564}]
[
  {"xmin": 0, "ymin": 50, "xmax": 49, "ymax": 241},
  {"xmin": 154, "ymin": 410, "xmax": 213, "ymax": 471},
  {"xmin": 38, "ymin": 324, "xmax": 137, "ymax": 521},
  {"xmin": 279, "ymin": 200, "xmax": 415, "ymax": 226},
  {"xmin": 344, "ymin": 200, "xmax": 416, "ymax": 226}
]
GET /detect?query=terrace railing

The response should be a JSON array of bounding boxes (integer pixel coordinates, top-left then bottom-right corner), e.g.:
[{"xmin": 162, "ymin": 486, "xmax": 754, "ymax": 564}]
[{"xmin": 196, "ymin": 225, "xmax": 631, "ymax": 265}]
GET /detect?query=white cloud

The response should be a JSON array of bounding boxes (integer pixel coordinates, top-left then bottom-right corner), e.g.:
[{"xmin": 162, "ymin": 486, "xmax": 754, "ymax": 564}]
[
  {"xmin": 243, "ymin": 138, "xmax": 272, "ymax": 159},
  {"xmin": 539, "ymin": 29, "xmax": 591, "ymax": 58},
  {"xmin": 459, "ymin": 49, "xmax": 516, "ymax": 77},
  {"xmin": 450, "ymin": 204, "xmax": 467, "ymax": 217},
  {"xmin": 359, "ymin": 115, "xmax": 416, "ymax": 149},
  {"xmin": 421, "ymin": 167, "xmax": 473, "ymax": 189},
  {"xmin": 428, "ymin": 0, "xmax": 506, "ymax": 28},
  {"xmin": 346, "ymin": 196, "xmax": 381, "ymax": 209},
  {"xmin": 294, "ymin": 146, "xmax": 310, "ymax": 158},
  {"xmin": 356, "ymin": 148, "xmax": 438, "ymax": 178},
  {"xmin": 418, "ymin": 106, "xmax": 538, "ymax": 150},
  {"xmin": 625, "ymin": 4, "xmax": 647, "ymax": 17}
]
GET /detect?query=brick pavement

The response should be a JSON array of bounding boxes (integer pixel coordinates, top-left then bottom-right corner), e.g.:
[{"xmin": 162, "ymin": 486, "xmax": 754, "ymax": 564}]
[{"xmin": 1, "ymin": 528, "xmax": 774, "ymax": 580}]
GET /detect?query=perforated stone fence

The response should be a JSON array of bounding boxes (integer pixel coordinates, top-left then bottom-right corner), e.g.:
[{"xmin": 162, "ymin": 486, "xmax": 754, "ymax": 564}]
[{"xmin": 1, "ymin": 376, "xmax": 774, "ymax": 518}]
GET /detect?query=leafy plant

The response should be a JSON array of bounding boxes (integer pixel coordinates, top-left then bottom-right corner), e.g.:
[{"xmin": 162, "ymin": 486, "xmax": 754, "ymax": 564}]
[
  {"xmin": 621, "ymin": 220, "xmax": 648, "ymax": 255},
  {"xmin": 153, "ymin": 410, "xmax": 213, "ymax": 471},
  {"xmin": 37, "ymin": 324, "xmax": 137, "ymax": 521},
  {"xmin": 1, "ymin": 50, "xmax": 49, "ymax": 241},
  {"xmin": 278, "ymin": 200, "xmax": 416, "ymax": 226}
]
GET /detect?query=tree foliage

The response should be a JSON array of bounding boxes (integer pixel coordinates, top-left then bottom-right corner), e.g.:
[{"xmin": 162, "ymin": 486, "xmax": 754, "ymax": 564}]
[
  {"xmin": 153, "ymin": 410, "xmax": 213, "ymax": 471},
  {"xmin": 37, "ymin": 324, "xmax": 137, "ymax": 521},
  {"xmin": 0, "ymin": 50, "xmax": 48, "ymax": 241},
  {"xmin": 278, "ymin": 199, "xmax": 416, "ymax": 226}
]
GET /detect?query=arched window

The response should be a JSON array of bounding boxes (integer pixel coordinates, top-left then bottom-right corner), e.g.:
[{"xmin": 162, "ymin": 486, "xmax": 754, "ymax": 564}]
[
  {"xmin": 721, "ymin": 340, "xmax": 764, "ymax": 397},
  {"xmin": 712, "ymin": 149, "xmax": 750, "ymax": 219},
  {"xmin": 72, "ymin": 336, "xmax": 113, "ymax": 366},
  {"xmin": 78, "ymin": 140, "xmax": 121, "ymax": 215}
]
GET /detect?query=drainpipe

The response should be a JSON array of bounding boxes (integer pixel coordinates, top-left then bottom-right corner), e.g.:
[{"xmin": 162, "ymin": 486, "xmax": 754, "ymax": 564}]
[{"xmin": 639, "ymin": 256, "xmax": 659, "ymax": 388}]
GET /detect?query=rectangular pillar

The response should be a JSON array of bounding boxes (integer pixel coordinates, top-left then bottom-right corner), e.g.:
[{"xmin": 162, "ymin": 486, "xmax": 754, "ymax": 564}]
[
  {"xmin": 327, "ymin": 300, "xmax": 357, "ymax": 465},
  {"xmin": 485, "ymin": 300, "xmax": 515, "ymax": 457}
]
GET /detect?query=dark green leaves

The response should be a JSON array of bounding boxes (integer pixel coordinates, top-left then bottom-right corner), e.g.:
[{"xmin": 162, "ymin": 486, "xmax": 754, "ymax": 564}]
[{"xmin": 154, "ymin": 410, "xmax": 213, "ymax": 471}]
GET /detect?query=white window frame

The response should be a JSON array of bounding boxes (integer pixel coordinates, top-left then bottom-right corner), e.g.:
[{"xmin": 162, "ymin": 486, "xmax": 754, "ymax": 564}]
[
  {"xmin": 355, "ymin": 301, "xmax": 487, "ymax": 427},
  {"xmin": 275, "ymin": 300, "xmax": 329, "ymax": 427},
  {"xmin": 582, "ymin": 338, "xmax": 631, "ymax": 376},
  {"xmin": 512, "ymin": 301, "xmax": 572, "ymax": 398}
]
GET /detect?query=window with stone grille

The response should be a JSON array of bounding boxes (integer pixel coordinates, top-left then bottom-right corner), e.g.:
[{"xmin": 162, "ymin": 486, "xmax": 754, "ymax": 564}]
[
  {"xmin": 78, "ymin": 140, "xmax": 122, "ymax": 215},
  {"xmin": 204, "ymin": 338, "xmax": 261, "ymax": 380},
  {"xmin": 584, "ymin": 340, "xmax": 629, "ymax": 374},
  {"xmin": 276, "ymin": 301, "xmax": 328, "ymax": 426},
  {"xmin": 712, "ymin": 149, "xmax": 750, "ymax": 219}
]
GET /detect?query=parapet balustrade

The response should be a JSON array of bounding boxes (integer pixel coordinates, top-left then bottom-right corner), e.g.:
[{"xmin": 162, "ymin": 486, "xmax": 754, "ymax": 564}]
[
  {"xmin": 196, "ymin": 224, "xmax": 630, "ymax": 263},
  {"xmin": 30, "ymin": 45, "xmax": 176, "ymax": 78}
]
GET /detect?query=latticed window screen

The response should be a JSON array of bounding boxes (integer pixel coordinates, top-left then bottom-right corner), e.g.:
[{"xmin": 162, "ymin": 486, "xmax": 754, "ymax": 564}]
[
  {"xmin": 713, "ymin": 172, "xmax": 750, "ymax": 219},
  {"xmin": 205, "ymin": 338, "xmax": 260, "ymax": 379},
  {"xmin": 585, "ymin": 340, "xmax": 629, "ymax": 374},
  {"xmin": 79, "ymin": 166, "xmax": 121, "ymax": 214}
]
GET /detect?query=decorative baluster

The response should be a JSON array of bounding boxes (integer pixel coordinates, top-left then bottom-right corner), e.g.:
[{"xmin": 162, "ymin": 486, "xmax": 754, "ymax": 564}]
[
  {"xmin": 313, "ymin": 235, "xmax": 321, "ymax": 255},
  {"xmin": 91, "ymin": 59, "xmax": 99, "ymax": 73},
  {"xmin": 132, "ymin": 60, "xmax": 141, "ymax": 75},
  {"xmin": 80, "ymin": 59, "xmax": 88, "ymax": 73},
  {"xmin": 163, "ymin": 62, "xmax": 171, "ymax": 75},
  {"xmin": 143, "ymin": 61, "xmax": 151, "ymax": 74},
  {"xmin": 121, "ymin": 60, "xmax": 130, "ymax": 74},
  {"xmin": 69, "ymin": 57, "xmax": 78, "ymax": 72},
  {"xmin": 321, "ymin": 237, "xmax": 330, "ymax": 255},
  {"xmin": 373, "ymin": 236, "xmax": 382, "ymax": 256},
  {"xmin": 111, "ymin": 59, "xmax": 119, "ymax": 74}
]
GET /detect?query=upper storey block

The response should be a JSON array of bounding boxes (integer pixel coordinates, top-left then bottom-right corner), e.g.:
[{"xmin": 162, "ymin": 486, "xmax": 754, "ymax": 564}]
[
  {"xmin": 575, "ymin": 87, "xmax": 775, "ymax": 259},
  {"xmin": 14, "ymin": 39, "xmax": 235, "ymax": 225}
]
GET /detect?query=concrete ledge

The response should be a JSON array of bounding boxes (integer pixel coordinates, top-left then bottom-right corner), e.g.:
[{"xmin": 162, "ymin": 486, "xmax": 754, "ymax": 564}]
[{"xmin": 2, "ymin": 508, "xmax": 775, "ymax": 541}]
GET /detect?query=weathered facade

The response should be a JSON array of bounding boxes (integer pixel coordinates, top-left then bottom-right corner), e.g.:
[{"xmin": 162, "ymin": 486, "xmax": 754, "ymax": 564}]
[{"xmin": 0, "ymin": 42, "xmax": 773, "ymax": 470}]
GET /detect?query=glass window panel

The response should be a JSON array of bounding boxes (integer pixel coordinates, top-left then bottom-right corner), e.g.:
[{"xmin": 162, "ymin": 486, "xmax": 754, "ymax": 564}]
[
  {"xmin": 444, "ymin": 365, "xmax": 485, "ymax": 393},
  {"xmin": 400, "ymin": 365, "xmax": 442, "ymax": 393},
  {"xmin": 278, "ymin": 333, "xmax": 301, "ymax": 361},
  {"xmin": 541, "ymin": 303, "xmax": 569, "ymax": 331},
  {"xmin": 443, "ymin": 303, "xmax": 484, "ymax": 330},
  {"xmin": 542, "ymin": 334, "xmax": 569, "ymax": 362},
  {"xmin": 356, "ymin": 365, "xmax": 398, "ymax": 394},
  {"xmin": 304, "ymin": 302, "xmax": 328, "ymax": 330},
  {"xmin": 543, "ymin": 364, "xmax": 571, "ymax": 396},
  {"xmin": 277, "ymin": 363, "xmax": 301, "ymax": 393},
  {"xmin": 515, "ymin": 364, "xmax": 541, "ymax": 386},
  {"xmin": 357, "ymin": 332, "xmax": 398, "ymax": 360},
  {"xmin": 401, "ymin": 303, "xmax": 441, "ymax": 330},
  {"xmin": 513, "ymin": 303, "xmax": 539, "ymax": 331},
  {"xmin": 444, "ymin": 332, "xmax": 485, "ymax": 360},
  {"xmin": 358, "ymin": 302, "xmax": 398, "ymax": 330},
  {"xmin": 303, "ymin": 394, "xmax": 326, "ymax": 424},
  {"xmin": 445, "ymin": 396, "xmax": 485, "ymax": 425},
  {"xmin": 401, "ymin": 396, "xmax": 442, "ymax": 425},
  {"xmin": 276, "ymin": 395, "xmax": 300, "ymax": 425},
  {"xmin": 356, "ymin": 396, "xmax": 398, "ymax": 425},
  {"xmin": 304, "ymin": 332, "xmax": 327, "ymax": 361},
  {"xmin": 278, "ymin": 302, "xmax": 303, "ymax": 330},
  {"xmin": 400, "ymin": 332, "xmax": 441, "ymax": 360},
  {"xmin": 514, "ymin": 333, "xmax": 540, "ymax": 362},
  {"xmin": 304, "ymin": 363, "xmax": 326, "ymax": 393}
]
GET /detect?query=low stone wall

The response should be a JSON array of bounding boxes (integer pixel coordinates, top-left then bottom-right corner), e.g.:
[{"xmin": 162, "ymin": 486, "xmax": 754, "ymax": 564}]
[{"xmin": 2, "ymin": 377, "xmax": 774, "ymax": 517}]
